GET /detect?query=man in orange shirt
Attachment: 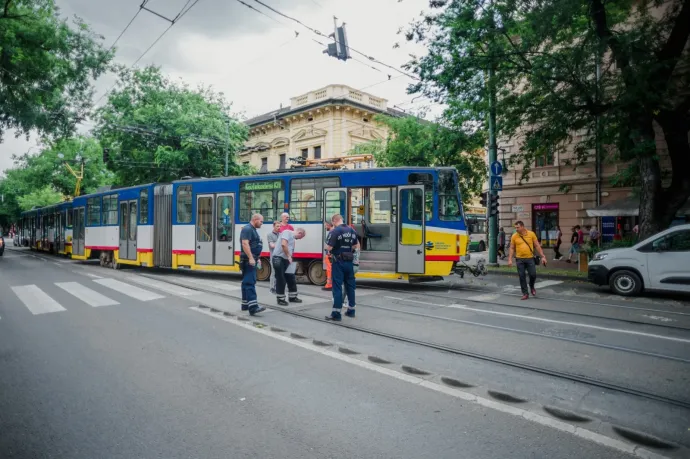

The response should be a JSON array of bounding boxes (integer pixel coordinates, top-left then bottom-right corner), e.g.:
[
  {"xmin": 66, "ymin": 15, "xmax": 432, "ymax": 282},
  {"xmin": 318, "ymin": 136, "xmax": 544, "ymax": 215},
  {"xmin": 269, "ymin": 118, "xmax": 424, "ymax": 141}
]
[{"xmin": 507, "ymin": 220, "xmax": 547, "ymax": 300}]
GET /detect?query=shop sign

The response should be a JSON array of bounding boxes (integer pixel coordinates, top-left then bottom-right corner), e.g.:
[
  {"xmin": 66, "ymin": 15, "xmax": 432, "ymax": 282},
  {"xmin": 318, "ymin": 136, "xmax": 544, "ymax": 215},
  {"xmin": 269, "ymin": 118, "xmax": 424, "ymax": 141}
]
[
  {"xmin": 533, "ymin": 203, "xmax": 559, "ymax": 211},
  {"xmin": 512, "ymin": 205, "xmax": 524, "ymax": 212}
]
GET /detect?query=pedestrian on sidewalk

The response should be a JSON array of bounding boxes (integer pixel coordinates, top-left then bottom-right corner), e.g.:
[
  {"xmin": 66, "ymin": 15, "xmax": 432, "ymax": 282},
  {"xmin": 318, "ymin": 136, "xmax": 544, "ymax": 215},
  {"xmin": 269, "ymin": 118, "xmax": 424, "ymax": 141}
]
[
  {"xmin": 322, "ymin": 220, "xmax": 334, "ymax": 291},
  {"xmin": 497, "ymin": 227, "xmax": 506, "ymax": 259},
  {"xmin": 325, "ymin": 214, "xmax": 359, "ymax": 321},
  {"xmin": 507, "ymin": 221, "xmax": 547, "ymax": 300},
  {"xmin": 554, "ymin": 225, "xmax": 563, "ymax": 260},
  {"xmin": 240, "ymin": 213, "xmax": 265, "ymax": 316},
  {"xmin": 272, "ymin": 228, "xmax": 306, "ymax": 306},
  {"xmin": 279, "ymin": 212, "xmax": 295, "ymax": 233},
  {"xmin": 267, "ymin": 221, "xmax": 281, "ymax": 294},
  {"xmin": 565, "ymin": 225, "xmax": 581, "ymax": 263}
]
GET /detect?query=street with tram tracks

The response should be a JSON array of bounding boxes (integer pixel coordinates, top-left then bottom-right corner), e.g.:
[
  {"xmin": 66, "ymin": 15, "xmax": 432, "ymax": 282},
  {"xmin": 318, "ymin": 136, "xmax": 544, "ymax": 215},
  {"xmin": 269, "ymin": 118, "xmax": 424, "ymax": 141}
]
[{"xmin": 2, "ymin": 242, "xmax": 689, "ymax": 458}]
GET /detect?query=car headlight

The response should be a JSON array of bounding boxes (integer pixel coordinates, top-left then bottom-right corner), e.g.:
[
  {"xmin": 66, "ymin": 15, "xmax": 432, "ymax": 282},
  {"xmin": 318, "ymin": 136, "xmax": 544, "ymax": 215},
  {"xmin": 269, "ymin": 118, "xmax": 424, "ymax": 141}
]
[{"xmin": 593, "ymin": 252, "xmax": 608, "ymax": 261}]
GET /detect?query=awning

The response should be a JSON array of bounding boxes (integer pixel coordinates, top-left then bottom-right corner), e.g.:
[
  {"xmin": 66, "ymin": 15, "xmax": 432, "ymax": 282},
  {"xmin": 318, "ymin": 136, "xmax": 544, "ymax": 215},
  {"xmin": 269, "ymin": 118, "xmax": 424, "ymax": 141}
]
[{"xmin": 586, "ymin": 196, "xmax": 690, "ymax": 217}]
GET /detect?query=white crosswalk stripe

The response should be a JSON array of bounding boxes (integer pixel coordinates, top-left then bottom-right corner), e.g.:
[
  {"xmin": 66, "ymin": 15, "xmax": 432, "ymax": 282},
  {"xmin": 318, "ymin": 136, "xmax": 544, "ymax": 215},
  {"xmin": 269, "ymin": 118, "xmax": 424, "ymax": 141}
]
[
  {"xmin": 126, "ymin": 276, "xmax": 197, "ymax": 296},
  {"xmin": 55, "ymin": 282, "xmax": 119, "ymax": 307},
  {"xmin": 93, "ymin": 278, "xmax": 165, "ymax": 301},
  {"xmin": 11, "ymin": 285, "xmax": 67, "ymax": 315}
]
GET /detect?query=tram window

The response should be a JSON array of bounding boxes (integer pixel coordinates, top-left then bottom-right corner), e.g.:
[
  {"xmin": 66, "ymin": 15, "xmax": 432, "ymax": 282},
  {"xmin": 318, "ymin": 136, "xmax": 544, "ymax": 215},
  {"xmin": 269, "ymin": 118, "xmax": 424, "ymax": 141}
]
[
  {"xmin": 290, "ymin": 177, "xmax": 340, "ymax": 221},
  {"xmin": 102, "ymin": 194, "xmax": 118, "ymax": 225},
  {"xmin": 349, "ymin": 189, "xmax": 364, "ymax": 225},
  {"xmin": 369, "ymin": 188, "xmax": 392, "ymax": 224},
  {"xmin": 438, "ymin": 169, "xmax": 463, "ymax": 221},
  {"xmin": 177, "ymin": 185, "xmax": 193, "ymax": 224},
  {"xmin": 197, "ymin": 196, "xmax": 213, "ymax": 242},
  {"xmin": 87, "ymin": 197, "xmax": 101, "ymax": 226},
  {"xmin": 239, "ymin": 179, "xmax": 284, "ymax": 222},
  {"xmin": 140, "ymin": 189, "xmax": 149, "ymax": 224},
  {"xmin": 66, "ymin": 210, "xmax": 73, "ymax": 228}
]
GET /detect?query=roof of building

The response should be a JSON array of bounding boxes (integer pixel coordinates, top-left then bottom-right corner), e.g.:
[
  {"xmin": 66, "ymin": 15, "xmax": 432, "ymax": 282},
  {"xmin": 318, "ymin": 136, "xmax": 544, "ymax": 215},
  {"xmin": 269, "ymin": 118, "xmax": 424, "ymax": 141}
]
[{"xmin": 244, "ymin": 97, "xmax": 408, "ymax": 127}]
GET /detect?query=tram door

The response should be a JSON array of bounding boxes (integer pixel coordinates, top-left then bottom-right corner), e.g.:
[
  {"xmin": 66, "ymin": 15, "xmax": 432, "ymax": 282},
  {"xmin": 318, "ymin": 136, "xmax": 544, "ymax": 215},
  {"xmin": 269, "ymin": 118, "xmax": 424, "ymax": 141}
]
[
  {"xmin": 195, "ymin": 193, "xmax": 235, "ymax": 266},
  {"xmin": 397, "ymin": 185, "xmax": 426, "ymax": 274},
  {"xmin": 323, "ymin": 188, "xmax": 347, "ymax": 246},
  {"xmin": 119, "ymin": 200, "xmax": 137, "ymax": 260},
  {"xmin": 72, "ymin": 207, "xmax": 85, "ymax": 256},
  {"xmin": 58, "ymin": 211, "xmax": 65, "ymax": 253}
]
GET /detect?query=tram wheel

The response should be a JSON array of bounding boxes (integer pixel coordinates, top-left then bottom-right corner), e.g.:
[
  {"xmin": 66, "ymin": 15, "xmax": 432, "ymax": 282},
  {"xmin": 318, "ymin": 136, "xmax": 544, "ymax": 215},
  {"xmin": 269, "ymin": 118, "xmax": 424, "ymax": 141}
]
[
  {"xmin": 307, "ymin": 259, "xmax": 327, "ymax": 286},
  {"xmin": 256, "ymin": 256, "xmax": 271, "ymax": 282}
]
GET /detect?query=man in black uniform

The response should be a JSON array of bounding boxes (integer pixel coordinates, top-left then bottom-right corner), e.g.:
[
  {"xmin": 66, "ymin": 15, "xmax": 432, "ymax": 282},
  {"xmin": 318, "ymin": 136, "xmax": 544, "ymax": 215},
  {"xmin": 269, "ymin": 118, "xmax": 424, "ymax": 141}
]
[
  {"xmin": 324, "ymin": 214, "xmax": 359, "ymax": 321},
  {"xmin": 240, "ymin": 213, "xmax": 265, "ymax": 316}
]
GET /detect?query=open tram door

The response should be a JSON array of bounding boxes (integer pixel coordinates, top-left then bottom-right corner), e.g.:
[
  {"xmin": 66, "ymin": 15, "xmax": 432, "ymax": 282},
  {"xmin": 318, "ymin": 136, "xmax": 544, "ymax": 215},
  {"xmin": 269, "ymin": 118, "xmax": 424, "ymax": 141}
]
[
  {"xmin": 397, "ymin": 185, "xmax": 426, "ymax": 274},
  {"xmin": 195, "ymin": 193, "xmax": 235, "ymax": 266}
]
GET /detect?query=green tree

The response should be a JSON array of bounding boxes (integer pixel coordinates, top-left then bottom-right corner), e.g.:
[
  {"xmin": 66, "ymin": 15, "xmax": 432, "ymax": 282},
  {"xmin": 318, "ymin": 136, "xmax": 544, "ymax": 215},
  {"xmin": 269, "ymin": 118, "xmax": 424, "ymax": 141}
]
[
  {"xmin": 0, "ymin": 0, "xmax": 113, "ymax": 141},
  {"xmin": 94, "ymin": 66, "xmax": 250, "ymax": 185},
  {"xmin": 404, "ymin": 0, "xmax": 690, "ymax": 239},
  {"xmin": 372, "ymin": 115, "xmax": 487, "ymax": 203},
  {"xmin": 0, "ymin": 136, "xmax": 111, "ymax": 225},
  {"xmin": 17, "ymin": 185, "xmax": 63, "ymax": 210}
]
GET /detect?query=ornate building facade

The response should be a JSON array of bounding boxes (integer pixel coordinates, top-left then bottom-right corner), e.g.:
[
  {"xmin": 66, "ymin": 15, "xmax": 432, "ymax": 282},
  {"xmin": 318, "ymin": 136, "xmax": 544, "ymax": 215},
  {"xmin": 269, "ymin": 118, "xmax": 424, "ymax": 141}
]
[{"xmin": 240, "ymin": 84, "xmax": 404, "ymax": 172}]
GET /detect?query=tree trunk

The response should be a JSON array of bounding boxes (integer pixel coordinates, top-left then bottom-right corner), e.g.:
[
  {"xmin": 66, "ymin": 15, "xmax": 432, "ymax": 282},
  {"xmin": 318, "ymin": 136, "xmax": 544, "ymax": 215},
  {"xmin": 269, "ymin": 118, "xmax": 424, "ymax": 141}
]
[{"xmin": 635, "ymin": 116, "xmax": 664, "ymax": 240}]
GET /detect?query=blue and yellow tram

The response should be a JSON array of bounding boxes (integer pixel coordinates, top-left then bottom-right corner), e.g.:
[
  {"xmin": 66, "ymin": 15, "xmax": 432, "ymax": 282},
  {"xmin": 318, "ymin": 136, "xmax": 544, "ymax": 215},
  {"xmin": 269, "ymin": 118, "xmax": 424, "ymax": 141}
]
[{"xmin": 21, "ymin": 167, "xmax": 470, "ymax": 284}]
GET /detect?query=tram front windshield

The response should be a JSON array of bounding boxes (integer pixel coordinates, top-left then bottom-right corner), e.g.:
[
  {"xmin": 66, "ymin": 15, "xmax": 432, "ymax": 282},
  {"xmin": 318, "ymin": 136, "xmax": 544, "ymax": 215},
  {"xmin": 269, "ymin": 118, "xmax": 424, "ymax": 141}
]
[{"xmin": 438, "ymin": 169, "xmax": 463, "ymax": 221}]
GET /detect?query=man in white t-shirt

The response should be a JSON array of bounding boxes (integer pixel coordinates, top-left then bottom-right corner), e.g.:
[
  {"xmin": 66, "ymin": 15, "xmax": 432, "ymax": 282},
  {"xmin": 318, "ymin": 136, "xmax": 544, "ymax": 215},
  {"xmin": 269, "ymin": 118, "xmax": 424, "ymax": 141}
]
[{"xmin": 272, "ymin": 228, "xmax": 306, "ymax": 306}]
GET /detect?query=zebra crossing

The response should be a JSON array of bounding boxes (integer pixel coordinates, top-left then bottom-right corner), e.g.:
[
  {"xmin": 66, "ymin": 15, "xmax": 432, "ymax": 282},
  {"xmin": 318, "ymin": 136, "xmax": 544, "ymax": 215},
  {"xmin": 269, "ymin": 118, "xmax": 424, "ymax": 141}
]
[{"xmin": 5, "ymin": 276, "xmax": 188, "ymax": 316}]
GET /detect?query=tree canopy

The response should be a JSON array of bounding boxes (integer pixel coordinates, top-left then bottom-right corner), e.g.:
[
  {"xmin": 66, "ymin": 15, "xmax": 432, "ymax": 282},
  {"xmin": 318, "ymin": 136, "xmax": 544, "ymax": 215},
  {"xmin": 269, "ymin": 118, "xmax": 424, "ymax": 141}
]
[
  {"xmin": 0, "ymin": 0, "xmax": 113, "ymax": 142},
  {"xmin": 0, "ymin": 136, "xmax": 111, "ymax": 225},
  {"xmin": 356, "ymin": 115, "xmax": 487, "ymax": 204},
  {"xmin": 405, "ymin": 0, "xmax": 690, "ymax": 238},
  {"xmin": 93, "ymin": 66, "xmax": 250, "ymax": 185}
]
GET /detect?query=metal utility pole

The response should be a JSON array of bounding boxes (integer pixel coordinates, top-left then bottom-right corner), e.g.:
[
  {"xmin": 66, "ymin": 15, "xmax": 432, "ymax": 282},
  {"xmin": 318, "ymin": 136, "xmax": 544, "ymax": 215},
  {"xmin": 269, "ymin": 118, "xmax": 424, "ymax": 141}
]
[
  {"xmin": 224, "ymin": 117, "xmax": 230, "ymax": 177},
  {"xmin": 487, "ymin": 2, "xmax": 499, "ymax": 265}
]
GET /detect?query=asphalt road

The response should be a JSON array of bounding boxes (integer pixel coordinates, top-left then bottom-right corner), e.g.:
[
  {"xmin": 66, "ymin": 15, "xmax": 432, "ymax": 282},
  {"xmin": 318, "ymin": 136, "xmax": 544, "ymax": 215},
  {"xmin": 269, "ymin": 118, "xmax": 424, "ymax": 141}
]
[{"xmin": 1, "ymin": 247, "xmax": 687, "ymax": 458}]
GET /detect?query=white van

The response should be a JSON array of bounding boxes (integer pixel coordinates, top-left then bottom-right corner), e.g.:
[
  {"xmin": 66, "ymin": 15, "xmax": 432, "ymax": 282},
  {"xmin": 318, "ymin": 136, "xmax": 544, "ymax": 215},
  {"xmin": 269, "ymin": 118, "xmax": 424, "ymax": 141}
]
[{"xmin": 588, "ymin": 224, "xmax": 690, "ymax": 296}]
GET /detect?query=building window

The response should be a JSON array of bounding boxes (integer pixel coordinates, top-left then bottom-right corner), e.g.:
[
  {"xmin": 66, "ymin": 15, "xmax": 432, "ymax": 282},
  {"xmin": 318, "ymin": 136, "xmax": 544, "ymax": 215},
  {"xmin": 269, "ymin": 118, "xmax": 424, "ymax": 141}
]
[
  {"xmin": 279, "ymin": 154, "xmax": 286, "ymax": 170},
  {"xmin": 239, "ymin": 179, "xmax": 285, "ymax": 222},
  {"xmin": 102, "ymin": 194, "xmax": 118, "ymax": 225},
  {"xmin": 177, "ymin": 185, "xmax": 193, "ymax": 224},
  {"xmin": 243, "ymin": 161, "xmax": 249, "ymax": 166},
  {"xmin": 87, "ymin": 197, "xmax": 101, "ymax": 226},
  {"xmin": 289, "ymin": 177, "xmax": 340, "ymax": 221},
  {"xmin": 260, "ymin": 157, "xmax": 268, "ymax": 173},
  {"xmin": 313, "ymin": 146, "xmax": 321, "ymax": 159},
  {"xmin": 140, "ymin": 189, "xmax": 149, "ymax": 224},
  {"xmin": 363, "ymin": 118, "xmax": 369, "ymax": 122},
  {"xmin": 535, "ymin": 150, "xmax": 555, "ymax": 167},
  {"xmin": 301, "ymin": 148, "xmax": 308, "ymax": 160},
  {"xmin": 532, "ymin": 203, "xmax": 559, "ymax": 248}
]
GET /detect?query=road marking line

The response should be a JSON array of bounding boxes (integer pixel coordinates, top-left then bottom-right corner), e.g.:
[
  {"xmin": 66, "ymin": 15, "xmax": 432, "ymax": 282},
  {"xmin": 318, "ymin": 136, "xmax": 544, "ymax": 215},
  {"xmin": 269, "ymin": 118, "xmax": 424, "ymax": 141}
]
[
  {"xmin": 190, "ymin": 306, "xmax": 667, "ymax": 459},
  {"xmin": 534, "ymin": 280, "xmax": 564, "ymax": 288},
  {"xmin": 11, "ymin": 285, "xmax": 67, "ymax": 315},
  {"xmin": 82, "ymin": 273, "xmax": 104, "ymax": 279},
  {"xmin": 55, "ymin": 282, "xmax": 119, "ymax": 307},
  {"xmin": 93, "ymin": 278, "xmax": 164, "ymax": 301},
  {"xmin": 127, "ymin": 276, "xmax": 197, "ymax": 296},
  {"xmin": 386, "ymin": 296, "xmax": 690, "ymax": 344}
]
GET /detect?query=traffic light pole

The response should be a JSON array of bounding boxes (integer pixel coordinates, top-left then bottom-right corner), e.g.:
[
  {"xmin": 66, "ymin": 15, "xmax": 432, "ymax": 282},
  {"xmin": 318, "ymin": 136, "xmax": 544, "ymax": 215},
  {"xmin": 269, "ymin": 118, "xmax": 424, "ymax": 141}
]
[{"xmin": 487, "ymin": 59, "xmax": 498, "ymax": 265}]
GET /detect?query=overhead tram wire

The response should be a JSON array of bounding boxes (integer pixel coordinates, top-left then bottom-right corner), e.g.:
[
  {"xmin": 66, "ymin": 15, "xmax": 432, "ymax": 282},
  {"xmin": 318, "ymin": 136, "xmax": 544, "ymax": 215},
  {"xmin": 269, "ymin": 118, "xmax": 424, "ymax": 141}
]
[
  {"xmin": 248, "ymin": 0, "xmax": 418, "ymax": 80},
  {"xmin": 93, "ymin": 0, "xmax": 204, "ymax": 108}
]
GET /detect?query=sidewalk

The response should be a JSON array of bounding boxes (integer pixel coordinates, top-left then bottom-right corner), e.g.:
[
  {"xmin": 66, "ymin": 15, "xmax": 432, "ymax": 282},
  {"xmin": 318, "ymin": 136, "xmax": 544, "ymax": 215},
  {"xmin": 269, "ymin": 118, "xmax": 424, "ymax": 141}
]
[{"xmin": 471, "ymin": 248, "xmax": 588, "ymax": 280}]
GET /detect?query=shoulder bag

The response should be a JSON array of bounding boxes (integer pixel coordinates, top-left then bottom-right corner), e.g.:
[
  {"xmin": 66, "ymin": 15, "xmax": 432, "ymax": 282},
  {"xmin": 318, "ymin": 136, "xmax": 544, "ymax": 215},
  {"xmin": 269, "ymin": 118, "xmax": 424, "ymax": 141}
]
[{"xmin": 518, "ymin": 232, "xmax": 541, "ymax": 265}]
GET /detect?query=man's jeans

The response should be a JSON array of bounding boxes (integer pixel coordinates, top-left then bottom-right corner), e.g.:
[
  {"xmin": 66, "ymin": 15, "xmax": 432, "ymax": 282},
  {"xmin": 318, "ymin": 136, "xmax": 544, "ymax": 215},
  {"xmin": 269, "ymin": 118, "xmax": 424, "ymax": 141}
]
[{"xmin": 516, "ymin": 257, "xmax": 537, "ymax": 295}]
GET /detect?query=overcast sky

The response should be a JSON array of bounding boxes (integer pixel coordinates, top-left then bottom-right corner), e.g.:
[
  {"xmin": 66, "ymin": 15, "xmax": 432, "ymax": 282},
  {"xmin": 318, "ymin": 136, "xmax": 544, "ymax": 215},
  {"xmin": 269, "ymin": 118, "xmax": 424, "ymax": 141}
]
[{"xmin": 0, "ymin": 0, "xmax": 438, "ymax": 173}]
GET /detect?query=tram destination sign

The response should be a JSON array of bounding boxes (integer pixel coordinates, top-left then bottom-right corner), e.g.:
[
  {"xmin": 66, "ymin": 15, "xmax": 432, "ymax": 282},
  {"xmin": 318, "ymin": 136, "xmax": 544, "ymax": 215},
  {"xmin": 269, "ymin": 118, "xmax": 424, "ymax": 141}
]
[{"xmin": 243, "ymin": 180, "xmax": 282, "ymax": 191}]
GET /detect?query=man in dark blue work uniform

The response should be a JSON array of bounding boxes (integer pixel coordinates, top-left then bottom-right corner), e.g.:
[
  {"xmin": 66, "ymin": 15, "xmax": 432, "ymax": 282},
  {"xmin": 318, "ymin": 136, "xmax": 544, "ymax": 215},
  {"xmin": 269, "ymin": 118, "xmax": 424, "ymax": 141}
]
[
  {"xmin": 324, "ymin": 214, "xmax": 360, "ymax": 321},
  {"xmin": 240, "ymin": 213, "xmax": 266, "ymax": 316}
]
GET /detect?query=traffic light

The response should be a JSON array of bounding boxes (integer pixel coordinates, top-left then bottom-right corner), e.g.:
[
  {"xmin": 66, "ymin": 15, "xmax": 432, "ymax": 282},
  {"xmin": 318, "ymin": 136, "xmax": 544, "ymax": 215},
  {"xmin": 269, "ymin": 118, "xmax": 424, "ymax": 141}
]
[
  {"xmin": 323, "ymin": 20, "xmax": 351, "ymax": 61},
  {"xmin": 479, "ymin": 192, "xmax": 488, "ymax": 207},
  {"xmin": 103, "ymin": 148, "xmax": 110, "ymax": 164},
  {"xmin": 490, "ymin": 194, "xmax": 499, "ymax": 217}
]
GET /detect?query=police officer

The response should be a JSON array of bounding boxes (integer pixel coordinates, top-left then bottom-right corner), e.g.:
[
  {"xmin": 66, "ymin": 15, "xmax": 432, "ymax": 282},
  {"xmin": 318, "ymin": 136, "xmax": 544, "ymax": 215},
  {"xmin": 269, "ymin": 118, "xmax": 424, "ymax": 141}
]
[
  {"xmin": 240, "ymin": 213, "xmax": 266, "ymax": 316},
  {"xmin": 324, "ymin": 214, "xmax": 359, "ymax": 321}
]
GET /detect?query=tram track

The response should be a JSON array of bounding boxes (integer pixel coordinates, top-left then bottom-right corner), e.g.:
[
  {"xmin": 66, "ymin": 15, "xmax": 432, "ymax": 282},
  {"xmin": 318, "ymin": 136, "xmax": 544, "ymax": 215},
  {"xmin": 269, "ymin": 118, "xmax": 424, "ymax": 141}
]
[{"xmin": 137, "ymin": 271, "xmax": 690, "ymax": 411}]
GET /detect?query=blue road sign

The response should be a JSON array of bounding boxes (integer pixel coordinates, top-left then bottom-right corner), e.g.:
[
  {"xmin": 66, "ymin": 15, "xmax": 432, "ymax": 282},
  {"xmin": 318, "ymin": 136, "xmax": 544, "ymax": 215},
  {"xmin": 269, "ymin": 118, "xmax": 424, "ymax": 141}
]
[
  {"xmin": 490, "ymin": 160, "xmax": 503, "ymax": 176},
  {"xmin": 491, "ymin": 176, "xmax": 503, "ymax": 191}
]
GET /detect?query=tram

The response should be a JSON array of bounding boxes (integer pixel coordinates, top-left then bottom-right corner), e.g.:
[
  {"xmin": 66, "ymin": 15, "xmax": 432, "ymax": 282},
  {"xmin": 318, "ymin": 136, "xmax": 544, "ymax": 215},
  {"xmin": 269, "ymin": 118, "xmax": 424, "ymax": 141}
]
[
  {"xmin": 20, "ymin": 167, "xmax": 470, "ymax": 285},
  {"xmin": 19, "ymin": 201, "xmax": 73, "ymax": 255}
]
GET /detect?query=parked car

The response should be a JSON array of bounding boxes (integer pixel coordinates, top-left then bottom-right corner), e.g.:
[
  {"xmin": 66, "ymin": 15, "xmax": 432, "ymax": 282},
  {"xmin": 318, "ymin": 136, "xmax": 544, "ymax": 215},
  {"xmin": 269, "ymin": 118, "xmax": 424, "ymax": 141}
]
[{"xmin": 588, "ymin": 224, "xmax": 690, "ymax": 296}]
